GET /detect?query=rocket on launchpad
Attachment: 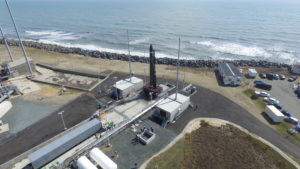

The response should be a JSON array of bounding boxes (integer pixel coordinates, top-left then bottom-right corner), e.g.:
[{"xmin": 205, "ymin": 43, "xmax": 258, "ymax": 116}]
[{"xmin": 143, "ymin": 45, "xmax": 162, "ymax": 96}]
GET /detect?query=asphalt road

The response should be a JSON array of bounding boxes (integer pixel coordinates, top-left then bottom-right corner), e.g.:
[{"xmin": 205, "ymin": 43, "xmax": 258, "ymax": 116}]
[
  {"xmin": 1, "ymin": 72, "xmax": 300, "ymax": 166},
  {"xmin": 168, "ymin": 85, "xmax": 300, "ymax": 159},
  {"xmin": 0, "ymin": 73, "xmax": 129, "ymax": 166}
]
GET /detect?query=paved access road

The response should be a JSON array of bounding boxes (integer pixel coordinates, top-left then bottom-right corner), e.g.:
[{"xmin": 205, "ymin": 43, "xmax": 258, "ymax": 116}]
[
  {"xmin": 1, "ymin": 72, "xmax": 300, "ymax": 166},
  {"xmin": 168, "ymin": 85, "xmax": 300, "ymax": 159}
]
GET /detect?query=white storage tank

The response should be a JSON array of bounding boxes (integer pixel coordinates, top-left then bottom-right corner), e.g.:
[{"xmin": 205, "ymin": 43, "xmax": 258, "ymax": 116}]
[
  {"xmin": 0, "ymin": 101, "xmax": 12, "ymax": 118},
  {"xmin": 89, "ymin": 147, "xmax": 118, "ymax": 169},
  {"xmin": 265, "ymin": 105, "xmax": 284, "ymax": 123},
  {"xmin": 77, "ymin": 156, "xmax": 97, "ymax": 169}
]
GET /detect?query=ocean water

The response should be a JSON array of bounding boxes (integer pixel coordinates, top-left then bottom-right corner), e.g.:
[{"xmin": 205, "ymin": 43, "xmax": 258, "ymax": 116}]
[{"xmin": 0, "ymin": 0, "xmax": 300, "ymax": 64}]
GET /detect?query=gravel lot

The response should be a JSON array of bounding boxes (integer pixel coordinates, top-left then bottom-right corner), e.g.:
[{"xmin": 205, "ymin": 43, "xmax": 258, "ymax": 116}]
[{"xmin": 263, "ymin": 79, "xmax": 300, "ymax": 120}]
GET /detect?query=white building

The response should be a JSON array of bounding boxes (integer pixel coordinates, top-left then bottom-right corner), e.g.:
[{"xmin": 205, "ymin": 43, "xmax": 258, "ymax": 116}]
[
  {"xmin": 265, "ymin": 105, "xmax": 284, "ymax": 123},
  {"xmin": 248, "ymin": 68, "xmax": 257, "ymax": 78},
  {"xmin": 291, "ymin": 62, "xmax": 300, "ymax": 75},
  {"xmin": 113, "ymin": 76, "xmax": 143, "ymax": 99},
  {"xmin": 218, "ymin": 63, "xmax": 243, "ymax": 86},
  {"xmin": 155, "ymin": 93, "xmax": 190, "ymax": 126}
]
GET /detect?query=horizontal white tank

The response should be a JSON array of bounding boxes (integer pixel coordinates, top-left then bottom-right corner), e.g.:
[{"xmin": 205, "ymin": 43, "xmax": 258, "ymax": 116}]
[
  {"xmin": 90, "ymin": 147, "xmax": 118, "ymax": 169},
  {"xmin": 77, "ymin": 156, "xmax": 97, "ymax": 169}
]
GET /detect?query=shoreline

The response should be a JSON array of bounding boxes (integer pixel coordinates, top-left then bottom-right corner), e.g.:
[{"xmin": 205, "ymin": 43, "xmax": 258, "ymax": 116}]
[{"xmin": 0, "ymin": 39, "xmax": 292, "ymax": 69}]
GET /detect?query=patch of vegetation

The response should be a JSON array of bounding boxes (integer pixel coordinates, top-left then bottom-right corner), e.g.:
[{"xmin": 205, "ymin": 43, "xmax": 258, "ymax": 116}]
[
  {"xmin": 146, "ymin": 123, "xmax": 297, "ymax": 169},
  {"xmin": 275, "ymin": 122, "xmax": 300, "ymax": 147},
  {"xmin": 243, "ymin": 89, "xmax": 266, "ymax": 111},
  {"xmin": 146, "ymin": 138, "xmax": 185, "ymax": 169}
]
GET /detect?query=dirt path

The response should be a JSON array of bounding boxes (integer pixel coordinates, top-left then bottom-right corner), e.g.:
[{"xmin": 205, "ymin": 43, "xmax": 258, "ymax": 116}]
[{"xmin": 140, "ymin": 118, "xmax": 300, "ymax": 169}]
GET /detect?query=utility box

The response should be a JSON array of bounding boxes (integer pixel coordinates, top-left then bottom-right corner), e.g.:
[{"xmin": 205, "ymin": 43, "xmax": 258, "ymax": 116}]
[
  {"xmin": 265, "ymin": 105, "xmax": 284, "ymax": 123},
  {"xmin": 248, "ymin": 68, "xmax": 257, "ymax": 78}
]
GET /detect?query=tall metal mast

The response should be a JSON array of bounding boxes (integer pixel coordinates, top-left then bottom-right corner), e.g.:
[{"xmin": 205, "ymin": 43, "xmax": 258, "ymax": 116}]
[
  {"xmin": 0, "ymin": 26, "xmax": 13, "ymax": 62},
  {"xmin": 127, "ymin": 30, "xmax": 132, "ymax": 81},
  {"xmin": 175, "ymin": 37, "xmax": 180, "ymax": 100},
  {"xmin": 5, "ymin": 0, "xmax": 33, "ymax": 76}
]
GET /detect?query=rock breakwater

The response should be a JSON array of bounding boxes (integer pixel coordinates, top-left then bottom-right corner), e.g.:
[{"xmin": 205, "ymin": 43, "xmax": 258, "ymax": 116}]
[{"xmin": 0, "ymin": 39, "xmax": 291, "ymax": 69}]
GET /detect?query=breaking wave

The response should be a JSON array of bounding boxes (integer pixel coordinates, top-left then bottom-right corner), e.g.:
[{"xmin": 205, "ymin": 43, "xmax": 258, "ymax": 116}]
[
  {"xmin": 25, "ymin": 30, "xmax": 80, "ymax": 41},
  {"xmin": 129, "ymin": 37, "xmax": 150, "ymax": 45},
  {"xmin": 191, "ymin": 40, "xmax": 272, "ymax": 58},
  {"xmin": 36, "ymin": 39, "xmax": 176, "ymax": 59},
  {"xmin": 190, "ymin": 40, "xmax": 300, "ymax": 64}
]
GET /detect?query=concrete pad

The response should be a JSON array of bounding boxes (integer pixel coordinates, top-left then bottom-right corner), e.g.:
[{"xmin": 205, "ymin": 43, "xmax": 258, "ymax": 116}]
[
  {"xmin": 1, "ymin": 98, "xmax": 58, "ymax": 134},
  {"xmin": 9, "ymin": 76, "xmax": 40, "ymax": 95},
  {"xmin": 103, "ymin": 100, "xmax": 150, "ymax": 125}
]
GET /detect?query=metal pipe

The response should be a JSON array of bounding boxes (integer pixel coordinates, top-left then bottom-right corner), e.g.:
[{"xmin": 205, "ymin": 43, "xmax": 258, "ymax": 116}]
[
  {"xmin": 127, "ymin": 30, "xmax": 132, "ymax": 81},
  {"xmin": 5, "ymin": 0, "xmax": 33, "ymax": 76},
  {"xmin": 0, "ymin": 26, "xmax": 13, "ymax": 62},
  {"xmin": 175, "ymin": 37, "xmax": 180, "ymax": 100}
]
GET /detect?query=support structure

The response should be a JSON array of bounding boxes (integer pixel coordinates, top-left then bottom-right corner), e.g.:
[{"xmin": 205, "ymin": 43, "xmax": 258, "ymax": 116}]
[
  {"xmin": 175, "ymin": 38, "xmax": 180, "ymax": 100},
  {"xmin": 5, "ymin": 0, "xmax": 33, "ymax": 76},
  {"xmin": 0, "ymin": 26, "xmax": 13, "ymax": 62},
  {"xmin": 127, "ymin": 30, "xmax": 132, "ymax": 81}
]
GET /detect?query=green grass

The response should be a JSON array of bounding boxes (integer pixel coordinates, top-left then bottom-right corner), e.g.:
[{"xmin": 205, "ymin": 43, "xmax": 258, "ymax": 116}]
[
  {"xmin": 243, "ymin": 89, "xmax": 266, "ymax": 111},
  {"xmin": 244, "ymin": 89, "xmax": 300, "ymax": 147},
  {"xmin": 275, "ymin": 122, "xmax": 300, "ymax": 147},
  {"xmin": 146, "ymin": 138, "xmax": 185, "ymax": 169}
]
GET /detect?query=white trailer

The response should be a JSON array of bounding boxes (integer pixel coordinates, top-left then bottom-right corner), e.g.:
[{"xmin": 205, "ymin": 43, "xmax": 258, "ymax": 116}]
[
  {"xmin": 156, "ymin": 93, "xmax": 190, "ymax": 124},
  {"xmin": 77, "ymin": 156, "xmax": 97, "ymax": 169},
  {"xmin": 265, "ymin": 105, "xmax": 284, "ymax": 123},
  {"xmin": 248, "ymin": 68, "xmax": 257, "ymax": 78},
  {"xmin": 89, "ymin": 147, "xmax": 118, "ymax": 169},
  {"xmin": 0, "ymin": 100, "xmax": 12, "ymax": 118},
  {"xmin": 125, "ymin": 76, "xmax": 143, "ymax": 91},
  {"xmin": 113, "ymin": 76, "xmax": 144, "ymax": 99}
]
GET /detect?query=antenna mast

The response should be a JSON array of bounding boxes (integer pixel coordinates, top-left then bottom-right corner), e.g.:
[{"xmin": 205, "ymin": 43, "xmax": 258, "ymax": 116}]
[
  {"xmin": 175, "ymin": 37, "xmax": 180, "ymax": 100},
  {"xmin": 127, "ymin": 30, "xmax": 132, "ymax": 80},
  {"xmin": 0, "ymin": 26, "xmax": 13, "ymax": 62},
  {"xmin": 5, "ymin": 0, "xmax": 33, "ymax": 76}
]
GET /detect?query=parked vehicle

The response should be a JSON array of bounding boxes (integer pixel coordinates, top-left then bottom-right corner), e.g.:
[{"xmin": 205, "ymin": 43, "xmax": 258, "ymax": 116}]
[
  {"xmin": 279, "ymin": 74, "xmax": 286, "ymax": 80},
  {"xmin": 265, "ymin": 105, "xmax": 284, "ymax": 123},
  {"xmin": 264, "ymin": 97, "xmax": 279, "ymax": 104},
  {"xmin": 285, "ymin": 117, "xmax": 299, "ymax": 125},
  {"xmin": 295, "ymin": 86, "xmax": 300, "ymax": 95},
  {"xmin": 296, "ymin": 125, "xmax": 300, "ymax": 132},
  {"xmin": 274, "ymin": 74, "xmax": 279, "ymax": 80},
  {"xmin": 288, "ymin": 76, "xmax": 297, "ymax": 82},
  {"xmin": 266, "ymin": 73, "xmax": 274, "ymax": 80},
  {"xmin": 273, "ymin": 103, "xmax": 282, "ymax": 110},
  {"xmin": 281, "ymin": 110, "xmax": 292, "ymax": 117},
  {"xmin": 259, "ymin": 73, "xmax": 266, "ymax": 79},
  {"xmin": 254, "ymin": 91, "xmax": 270, "ymax": 97},
  {"xmin": 254, "ymin": 80, "xmax": 272, "ymax": 91}
]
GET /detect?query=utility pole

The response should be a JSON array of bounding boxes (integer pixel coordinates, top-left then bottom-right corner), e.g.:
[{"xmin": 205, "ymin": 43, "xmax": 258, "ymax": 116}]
[
  {"xmin": 175, "ymin": 37, "xmax": 180, "ymax": 100},
  {"xmin": 58, "ymin": 111, "xmax": 67, "ymax": 131},
  {"xmin": 114, "ymin": 76, "xmax": 118, "ymax": 100},
  {"xmin": 5, "ymin": 0, "xmax": 33, "ymax": 76},
  {"xmin": 0, "ymin": 26, "xmax": 13, "ymax": 62},
  {"xmin": 127, "ymin": 30, "xmax": 132, "ymax": 81}
]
